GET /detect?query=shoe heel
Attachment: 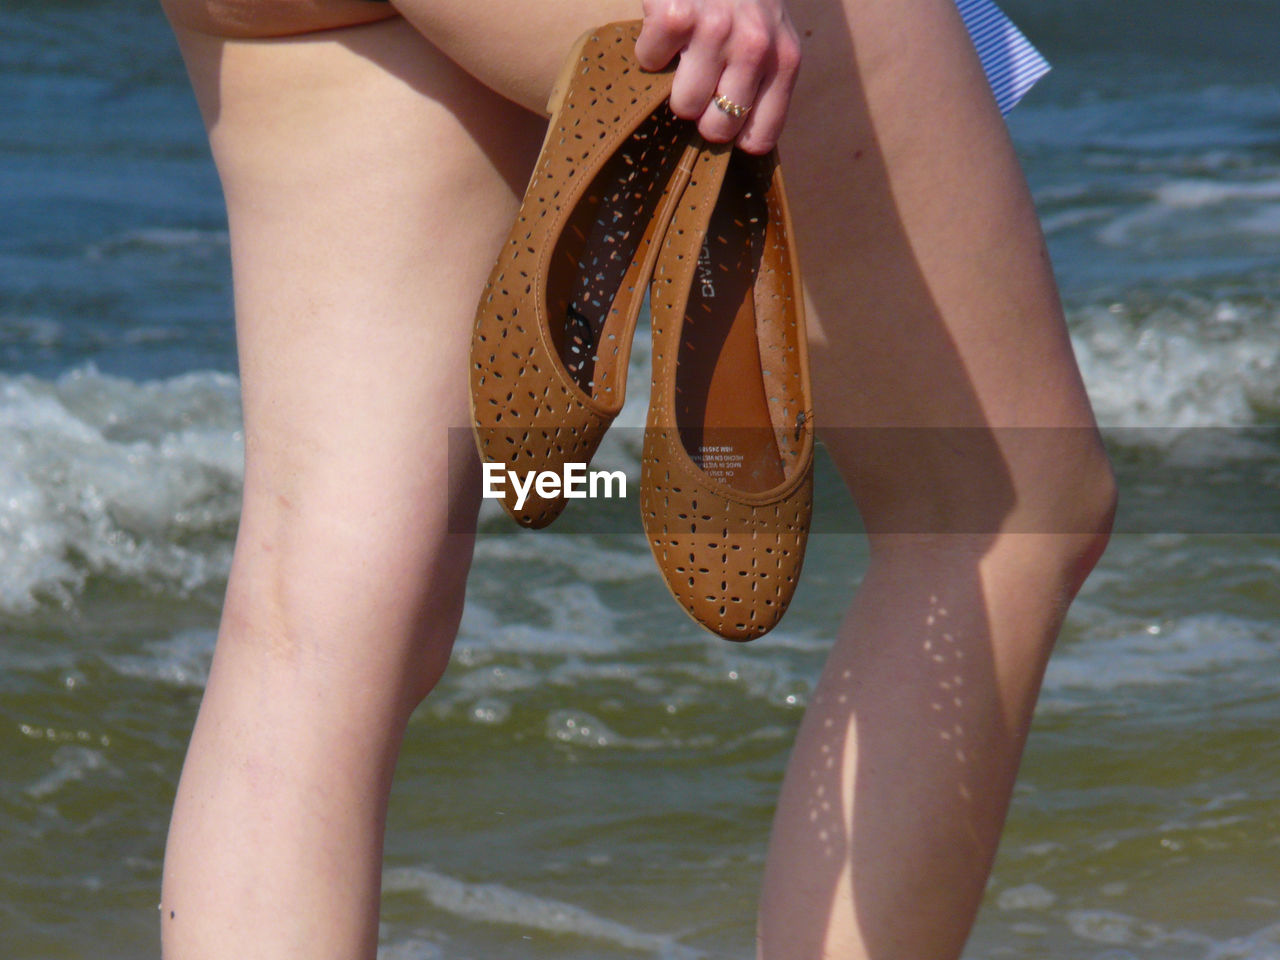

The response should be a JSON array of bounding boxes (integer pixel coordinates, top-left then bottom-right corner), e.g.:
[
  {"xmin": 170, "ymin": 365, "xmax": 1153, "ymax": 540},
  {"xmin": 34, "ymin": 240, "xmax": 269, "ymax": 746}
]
[
  {"xmin": 546, "ymin": 26, "xmax": 597, "ymax": 116},
  {"xmin": 537, "ymin": 24, "xmax": 624, "ymax": 157}
]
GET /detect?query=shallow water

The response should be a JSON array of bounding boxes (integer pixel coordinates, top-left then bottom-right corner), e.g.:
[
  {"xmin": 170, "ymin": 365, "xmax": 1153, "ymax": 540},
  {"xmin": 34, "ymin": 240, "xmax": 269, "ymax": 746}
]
[{"xmin": 2, "ymin": 1, "xmax": 1279, "ymax": 958}]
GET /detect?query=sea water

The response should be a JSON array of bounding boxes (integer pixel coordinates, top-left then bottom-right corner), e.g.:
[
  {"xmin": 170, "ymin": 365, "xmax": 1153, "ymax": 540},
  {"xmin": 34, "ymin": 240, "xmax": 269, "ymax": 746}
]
[{"xmin": 2, "ymin": 1, "xmax": 1278, "ymax": 957}]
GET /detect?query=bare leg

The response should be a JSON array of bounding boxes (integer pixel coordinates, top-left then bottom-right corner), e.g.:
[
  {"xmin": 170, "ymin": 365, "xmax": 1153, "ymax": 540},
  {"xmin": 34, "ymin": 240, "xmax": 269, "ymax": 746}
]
[
  {"xmin": 156, "ymin": 0, "xmax": 1115, "ymax": 957},
  {"xmin": 157, "ymin": 13, "xmax": 545, "ymax": 958},
  {"xmin": 756, "ymin": 1, "xmax": 1115, "ymax": 956}
]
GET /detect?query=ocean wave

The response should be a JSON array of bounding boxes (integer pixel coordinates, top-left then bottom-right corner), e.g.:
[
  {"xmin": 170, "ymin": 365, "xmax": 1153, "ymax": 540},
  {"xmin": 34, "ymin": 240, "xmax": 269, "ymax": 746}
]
[
  {"xmin": 1045, "ymin": 612, "xmax": 1278, "ymax": 694},
  {"xmin": 1060, "ymin": 910, "xmax": 1280, "ymax": 960},
  {"xmin": 0, "ymin": 365, "xmax": 242, "ymax": 613},
  {"xmin": 424, "ymin": 614, "xmax": 816, "ymax": 752},
  {"xmin": 84, "ymin": 227, "xmax": 229, "ymax": 262},
  {"xmin": 454, "ymin": 586, "xmax": 626, "ymax": 658},
  {"xmin": 377, "ymin": 939, "xmax": 447, "ymax": 960},
  {"xmin": 1090, "ymin": 177, "xmax": 1280, "ymax": 257},
  {"xmin": 102, "ymin": 627, "xmax": 215, "ymax": 688},
  {"xmin": 382, "ymin": 866, "xmax": 704, "ymax": 959},
  {"xmin": 979, "ymin": 884, "xmax": 1280, "ymax": 960},
  {"xmin": 1071, "ymin": 298, "xmax": 1280, "ymax": 428},
  {"xmin": 24, "ymin": 744, "xmax": 108, "ymax": 800},
  {"xmin": 3, "ymin": 287, "xmax": 1275, "ymax": 618},
  {"xmin": 472, "ymin": 534, "xmax": 656, "ymax": 583}
]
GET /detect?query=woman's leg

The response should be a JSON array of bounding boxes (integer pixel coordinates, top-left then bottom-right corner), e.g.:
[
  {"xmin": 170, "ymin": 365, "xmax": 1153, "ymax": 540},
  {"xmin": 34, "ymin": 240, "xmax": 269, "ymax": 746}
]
[
  {"xmin": 755, "ymin": 1, "xmax": 1116, "ymax": 957},
  {"xmin": 157, "ymin": 11, "xmax": 546, "ymax": 959}
]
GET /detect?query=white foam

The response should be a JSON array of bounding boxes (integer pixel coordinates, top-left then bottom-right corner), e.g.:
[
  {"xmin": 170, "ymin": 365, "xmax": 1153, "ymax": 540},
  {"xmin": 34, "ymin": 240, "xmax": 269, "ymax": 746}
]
[
  {"xmin": 382, "ymin": 866, "xmax": 703, "ymax": 959},
  {"xmin": 24, "ymin": 745, "xmax": 107, "ymax": 800},
  {"xmin": 1090, "ymin": 175, "xmax": 1280, "ymax": 251},
  {"xmin": 450, "ymin": 663, "xmax": 541, "ymax": 696},
  {"xmin": 1071, "ymin": 301, "xmax": 1280, "ymax": 429},
  {"xmin": 700, "ymin": 646, "xmax": 817, "ymax": 709},
  {"xmin": 456, "ymin": 617, "xmax": 616, "ymax": 658},
  {"xmin": 1236, "ymin": 203, "xmax": 1280, "ymax": 237},
  {"xmin": 376, "ymin": 939, "xmax": 446, "ymax": 960},
  {"xmin": 455, "ymin": 581, "xmax": 627, "ymax": 656},
  {"xmin": 528, "ymin": 581, "xmax": 625, "ymax": 638},
  {"xmin": 1039, "ymin": 205, "xmax": 1115, "ymax": 236},
  {"xmin": 0, "ymin": 366, "xmax": 242, "ymax": 612},
  {"xmin": 84, "ymin": 227, "xmax": 229, "ymax": 261},
  {"xmin": 104, "ymin": 628, "xmax": 216, "ymax": 688},
  {"xmin": 1206, "ymin": 922, "xmax": 1280, "ymax": 960},
  {"xmin": 1065, "ymin": 909, "xmax": 1210, "ymax": 951},
  {"xmin": 472, "ymin": 536, "xmax": 655, "ymax": 583},
  {"xmin": 1045, "ymin": 613, "xmax": 1278, "ymax": 693},
  {"xmin": 1155, "ymin": 179, "xmax": 1280, "ymax": 211},
  {"xmin": 987, "ymin": 905, "xmax": 1280, "ymax": 960},
  {"xmin": 996, "ymin": 883, "xmax": 1058, "ymax": 911}
]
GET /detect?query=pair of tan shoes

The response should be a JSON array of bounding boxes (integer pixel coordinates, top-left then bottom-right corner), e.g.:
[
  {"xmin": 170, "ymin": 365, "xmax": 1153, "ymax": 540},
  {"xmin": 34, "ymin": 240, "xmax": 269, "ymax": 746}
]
[{"xmin": 469, "ymin": 21, "xmax": 814, "ymax": 641}]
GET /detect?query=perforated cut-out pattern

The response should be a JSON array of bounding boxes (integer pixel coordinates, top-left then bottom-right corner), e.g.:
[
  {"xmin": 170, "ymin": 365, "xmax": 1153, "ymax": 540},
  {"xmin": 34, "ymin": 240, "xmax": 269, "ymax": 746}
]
[
  {"xmin": 557, "ymin": 107, "xmax": 687, "ymax": 395},
  {"xmin": 641, "ymin": 146, "xmax": 815, "ymax": 641},
  {"xmin": 470, "ymin": 21, "xmax": 698, "ymax": 528}
]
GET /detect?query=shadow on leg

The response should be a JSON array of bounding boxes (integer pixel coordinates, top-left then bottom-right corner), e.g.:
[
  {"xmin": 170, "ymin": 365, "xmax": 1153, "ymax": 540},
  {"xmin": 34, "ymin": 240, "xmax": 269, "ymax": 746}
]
[{"xmin": 757, "ymin": 0, "xmax": 1115, "ymax": 957}]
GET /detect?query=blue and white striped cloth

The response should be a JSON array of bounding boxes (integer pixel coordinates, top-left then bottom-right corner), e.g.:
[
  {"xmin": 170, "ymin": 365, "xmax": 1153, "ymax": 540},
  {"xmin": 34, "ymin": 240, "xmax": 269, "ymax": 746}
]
[{"xmin": 955, "ymin": 0, "xmax": 1050, "ymax": 115}]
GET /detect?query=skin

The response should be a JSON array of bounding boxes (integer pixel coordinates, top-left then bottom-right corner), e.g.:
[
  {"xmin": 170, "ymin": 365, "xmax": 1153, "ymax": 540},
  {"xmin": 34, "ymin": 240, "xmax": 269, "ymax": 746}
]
[{"xmin": 154, "ymin": 0, "xmax": 1117, "ymax": 957}]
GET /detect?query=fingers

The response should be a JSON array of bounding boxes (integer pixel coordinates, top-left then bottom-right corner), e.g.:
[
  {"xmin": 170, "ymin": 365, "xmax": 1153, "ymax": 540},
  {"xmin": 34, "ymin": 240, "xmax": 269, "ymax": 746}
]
[
  {"xmin": 636, "ymin": 2, "xmax": 802, "ymax": 155},
  {"xmin": 700, "ymin": 63, "xmax": 762, "ymax": 141},
  {"xmin": 634, "ymin": 0, "xmax": 696, "ymax": 72},
  {"xmin": 665, "ymin": 10, "xmax": 736, "ymax": 125},
  {"xmin": 735, "ymin": 25, "xmax": 801, "ymax": 153}
]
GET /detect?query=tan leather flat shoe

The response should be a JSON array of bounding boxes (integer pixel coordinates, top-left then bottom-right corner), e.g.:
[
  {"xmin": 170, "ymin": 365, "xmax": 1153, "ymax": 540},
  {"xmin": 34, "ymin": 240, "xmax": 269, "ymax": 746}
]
[
  {"xmin": 641, "ymin": 143, "xmax": 815, "ymax": 641},
  {"xmin": 470, "ymin": 21, "xmax": 700, "ymax": 528}
]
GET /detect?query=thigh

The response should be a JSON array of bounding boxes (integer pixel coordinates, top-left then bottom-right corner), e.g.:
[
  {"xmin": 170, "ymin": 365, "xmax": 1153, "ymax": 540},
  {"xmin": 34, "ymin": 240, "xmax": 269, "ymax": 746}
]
[
  {"xmin": 163, "ymin": 0, "xmax": 644, "ymax": 113},
  {"xmin": 381, "ymin": 0, "xmax": 645, "ymax": 115},
  {"xmin": 785, "ymin": 0, "xmax": 1087, "ymax": 425},
  {"xmin": 779, "ymin": 0, "xmax": 1110, "ymax": 534},
  {"xmin": 165, "ymin": 14, "xmax": 548, "ymax": 680}
]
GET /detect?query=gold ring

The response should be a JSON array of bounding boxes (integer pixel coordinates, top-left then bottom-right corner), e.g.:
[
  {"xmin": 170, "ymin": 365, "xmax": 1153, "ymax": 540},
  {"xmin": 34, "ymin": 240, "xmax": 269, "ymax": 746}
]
[{"xmin": 712, "ymin": 93, "xmax": 750, "ymax": 119}]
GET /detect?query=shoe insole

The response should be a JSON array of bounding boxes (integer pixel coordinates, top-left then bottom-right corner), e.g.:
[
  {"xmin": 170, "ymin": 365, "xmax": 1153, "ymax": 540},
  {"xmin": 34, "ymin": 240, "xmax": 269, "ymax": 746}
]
[
  {"xmin": 675, "ymin": 155, "xmax": 787, "ymax": 493},
  {"xmin": 546, "ymin": 106, "xmax": 685, "ymax": 407}
]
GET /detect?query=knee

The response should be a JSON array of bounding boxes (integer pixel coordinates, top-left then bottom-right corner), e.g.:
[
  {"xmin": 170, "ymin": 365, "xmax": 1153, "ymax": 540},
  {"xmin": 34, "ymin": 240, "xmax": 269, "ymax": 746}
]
[
  {"xmin": 398, "ymin": 561, "xmax": 470, "ymax": 710},
  {"xmin": 856, "ymin": 426, "xmax": 1116, "ymax": 591},
  {"xmin": 1047, "ymin": 439, "xmax": 1117, "ymax": 593},
  {"xmin": 218, "ymin": 513, "xmax": 475, "ymax": 718},
  {"xmin": 1006, "ymin": 428, "xmax": 1117, "ymax": 596}
]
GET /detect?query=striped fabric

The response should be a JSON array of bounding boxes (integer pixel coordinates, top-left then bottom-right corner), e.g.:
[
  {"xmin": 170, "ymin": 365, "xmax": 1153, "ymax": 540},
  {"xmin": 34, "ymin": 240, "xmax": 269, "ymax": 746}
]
[{"xmin": 955, "ymin": 0, "xmax": 1051, "ymax": 115}]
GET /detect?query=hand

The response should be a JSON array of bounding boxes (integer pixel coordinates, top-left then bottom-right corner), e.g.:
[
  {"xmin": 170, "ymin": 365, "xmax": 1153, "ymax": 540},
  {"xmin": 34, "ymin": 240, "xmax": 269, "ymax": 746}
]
[{"xmin": 634, "ymin": 0, "xmax": 802, "ymax": 155}]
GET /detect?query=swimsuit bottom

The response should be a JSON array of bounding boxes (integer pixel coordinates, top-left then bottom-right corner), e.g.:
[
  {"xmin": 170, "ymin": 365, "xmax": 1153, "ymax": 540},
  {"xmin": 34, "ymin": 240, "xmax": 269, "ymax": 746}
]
[{"xmin": 359, "ymin": 0, "xmax": 1049, "ymax": 117}]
